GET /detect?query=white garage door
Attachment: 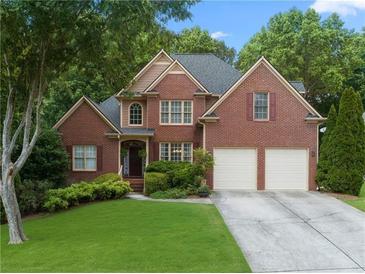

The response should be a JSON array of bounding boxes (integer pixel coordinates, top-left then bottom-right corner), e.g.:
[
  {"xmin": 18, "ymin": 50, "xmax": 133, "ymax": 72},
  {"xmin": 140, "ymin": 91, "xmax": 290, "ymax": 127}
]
[
  {"xmin": 213, "ymin": 148, "xmax": 257, "ymax": 190},
  {"xmin": 265, "ymin": 149, "xmax": 308, "ymax": 190}
]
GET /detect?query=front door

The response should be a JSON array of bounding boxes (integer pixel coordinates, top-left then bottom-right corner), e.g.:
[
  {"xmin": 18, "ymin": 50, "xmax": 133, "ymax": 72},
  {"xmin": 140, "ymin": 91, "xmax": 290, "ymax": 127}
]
[{"xmin": 129, "ymin": 146, "xmax": 142, "ymax": 177}]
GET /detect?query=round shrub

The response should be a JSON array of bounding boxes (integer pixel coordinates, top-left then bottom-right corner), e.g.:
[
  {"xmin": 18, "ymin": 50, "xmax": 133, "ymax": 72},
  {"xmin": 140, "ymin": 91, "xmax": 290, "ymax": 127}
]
[
  {"xmin": 93, "ymin": 173, "xmax": 122, "ymax": 184},
  {"xmin": 43, "ymin": 197, "xmax": 68, "ymax": 212},
  {"xmin": 144, "ymin": 172, "xmax": 168, "ymax": 195}
]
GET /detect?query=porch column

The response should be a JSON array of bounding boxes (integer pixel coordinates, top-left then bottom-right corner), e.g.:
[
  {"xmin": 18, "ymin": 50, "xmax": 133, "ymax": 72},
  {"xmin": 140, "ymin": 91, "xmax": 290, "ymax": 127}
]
[{"xmin": 146, "ymin": 137, "xmax": 149, "ymax": 165}]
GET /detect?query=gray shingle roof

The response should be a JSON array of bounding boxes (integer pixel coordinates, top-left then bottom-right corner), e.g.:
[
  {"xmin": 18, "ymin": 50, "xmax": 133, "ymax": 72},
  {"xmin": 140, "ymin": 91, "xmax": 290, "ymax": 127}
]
[
  {"xmin": 171, "ymin": 53, "xmax": 242, "ymax": 95},
  {"xmin": 91, "ymin": 96, "xmax": 155, "ymax": 136},
  {"xmin": 120, "ymin": 128, "xmax": 155, "ymax": 136},
  {"xmin": 99, "ymin": 96, "xmax": 120, "ymax": 129},
  {"xmin": 289, "ymin": 81, "xmax": 306, "ymax": 93}
]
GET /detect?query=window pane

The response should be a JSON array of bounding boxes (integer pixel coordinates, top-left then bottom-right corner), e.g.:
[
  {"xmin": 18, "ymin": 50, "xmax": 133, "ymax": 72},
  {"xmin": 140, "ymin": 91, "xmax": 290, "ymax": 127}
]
[
  {"xmin": 170, "ymin": 143, "xmax": 182, "ymax": 162},
  {"xmin": 183, "ymin": 143, "xmax": 192, "ymax": 162},
  {"xmin": 161, "ymin": 113, "xmax": 169, "ymax": 124},
  {"xmin": 130, "ymin": 103, "xmax": 142, "ymax": 125},
  {"xmin": 160, "ymin": 143, "xmax": 169, "ymax": 160},
  {"xmin": 85, "ymin": 158, "xmax": 96, "ymax": 170},
  {"xmin": 75, "ymin": 158, "xmax": 84, "ymax": 169},
  {"xmin": 160, "ymin": 101, "xmax": 169, "ymax": 123},
  {"xmin": 183, "ymin": 101, "xmax": 192, "ymax": 124},
  {"xmin": 254, "ymin": 93, "xmax": 268, "ymax": 119},
  {"xmin": 171, "ymin": 101, "xmax": 182, "ymax": 123},
  {"xmin": 85, "ymin": 145, "xmax": 96, "ymax": 158},
  {"xmin": 74, "ymin": 146, "xmax": 83, "ymax": 157}
]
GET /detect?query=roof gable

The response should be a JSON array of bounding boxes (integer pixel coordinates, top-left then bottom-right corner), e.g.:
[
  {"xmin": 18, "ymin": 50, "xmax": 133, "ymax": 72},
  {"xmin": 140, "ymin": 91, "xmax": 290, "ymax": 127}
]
[
  {"xmin": 145, "ymin": 59, "xmax": 209, "ymax": 93},
  {"xmin": 53, "ymin": 96, "xmax": 122, "ymax": 133},
  {"xmin": 202, "ymin": 56, "xmax": 323, "ymax": 118},
  {"xmin": 117, "ymin": 49, "xmax": 173, "ymax": 95}
]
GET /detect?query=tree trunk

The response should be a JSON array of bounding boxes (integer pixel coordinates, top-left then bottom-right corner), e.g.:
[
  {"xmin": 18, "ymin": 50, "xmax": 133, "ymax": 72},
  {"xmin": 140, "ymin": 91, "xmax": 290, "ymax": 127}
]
[{"xmin": 1, "ymin": 175, "xmax": 27, "ymax": 244}]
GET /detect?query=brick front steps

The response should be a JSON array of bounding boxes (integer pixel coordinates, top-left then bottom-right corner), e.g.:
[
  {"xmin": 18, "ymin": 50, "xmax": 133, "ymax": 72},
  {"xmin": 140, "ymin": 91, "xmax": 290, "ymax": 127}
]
[{"xmin": 124, "ymin": 177, "xmax": 144, "ymax": 192}]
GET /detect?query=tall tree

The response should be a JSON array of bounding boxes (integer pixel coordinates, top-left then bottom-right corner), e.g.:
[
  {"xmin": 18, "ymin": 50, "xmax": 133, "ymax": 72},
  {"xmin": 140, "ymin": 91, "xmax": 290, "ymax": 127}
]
[
  {"xmin": 172, "ymin": 26, "xmax": 236, "ymax": 64},
  {"xmin": 1, "ymin": 0, "xmax": 197, "ymax": 244},
  {"xmin": 316, "ymin": 105, "xmax": 337, "ymax": 190},
  {"xmin": 236, "ymin": 9, "xmax": 364, "ymax": 115},
  {"xmin": 329, "ymin": 88, "xmax": 365, "ymax": 195}
]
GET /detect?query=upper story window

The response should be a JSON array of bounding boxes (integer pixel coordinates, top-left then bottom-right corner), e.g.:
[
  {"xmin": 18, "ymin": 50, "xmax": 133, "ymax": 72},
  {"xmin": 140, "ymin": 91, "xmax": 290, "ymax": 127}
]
[
  {"xmin": 73, "ymin": 145, "xmax": 97, "ymax": 171},
  {"xmin": 254, "ymin": 92, "xmax": 268, "ymax": 120},
  {"xmin": 129, "ymin": 103, "xmax": 142, "ymax": 125},
  {"xmin": 160, "ymin": 100, "xmax": 192, "ymax": 125}
]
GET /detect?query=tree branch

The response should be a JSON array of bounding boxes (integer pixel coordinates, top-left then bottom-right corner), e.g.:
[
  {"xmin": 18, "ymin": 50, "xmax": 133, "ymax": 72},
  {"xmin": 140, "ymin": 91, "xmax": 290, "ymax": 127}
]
[
  {"xmin": 2, "ymin": 53, "xmax": 15, "ymax": 151},
  {"xmin": 13, "ymin": 44, "xmax": 47, "ymax": 175},
  {"xmin": 8, "ymin": 116, "xmax": 26, "ymax": 158}
]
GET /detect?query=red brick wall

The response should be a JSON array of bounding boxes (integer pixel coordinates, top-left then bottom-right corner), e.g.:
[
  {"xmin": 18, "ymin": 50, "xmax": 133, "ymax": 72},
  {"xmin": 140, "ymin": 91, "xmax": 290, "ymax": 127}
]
[
  {"xmin": 204, "ymin": 63, "xmax": 318, "ymax": 190},
  {"xmin": 58, "ymin": 101, "xmax": 119, "ymax": 183},
  {"xmin": 146, "ymin": 74, "xmax": 205, "ymax": 161}
]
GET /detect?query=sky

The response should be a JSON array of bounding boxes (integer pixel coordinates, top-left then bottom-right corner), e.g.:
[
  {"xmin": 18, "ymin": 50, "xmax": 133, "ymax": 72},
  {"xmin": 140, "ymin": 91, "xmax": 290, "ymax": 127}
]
[{"xmin": 166, "ymin": 0, "xmax": 365, "ymax": 51}]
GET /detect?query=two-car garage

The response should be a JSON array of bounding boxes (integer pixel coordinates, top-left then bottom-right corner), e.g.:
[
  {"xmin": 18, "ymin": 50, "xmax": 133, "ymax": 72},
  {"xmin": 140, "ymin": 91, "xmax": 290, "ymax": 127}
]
[{"xmin": 213, "ymin": 148, "xmax": 309, "ymax": 190}]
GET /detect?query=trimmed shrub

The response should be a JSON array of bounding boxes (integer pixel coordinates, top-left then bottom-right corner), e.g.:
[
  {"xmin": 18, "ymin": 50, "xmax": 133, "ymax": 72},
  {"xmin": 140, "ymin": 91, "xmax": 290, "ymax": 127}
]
[
  {"xmin": 43, "ymin": 180, "xmax": 132, "ymax": 212},
  {"xmin": 146, "ymin": 161, "xmax": 202, "ymax": 189},
  {"xmin": 144, "ymin": 172, "xmax": 168, "ymax": 195},
  {"xmin": 150, "ymin": 188, "xmax": 188, "ymax": 199},
  {"xmin": 93, "ymin": 173, "xmax": 122, "ymax": 184}
]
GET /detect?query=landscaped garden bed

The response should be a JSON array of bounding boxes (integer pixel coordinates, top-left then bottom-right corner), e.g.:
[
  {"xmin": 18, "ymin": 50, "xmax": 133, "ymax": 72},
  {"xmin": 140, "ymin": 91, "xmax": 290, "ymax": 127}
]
[{"xmin": 143, "ymin": 148, "xmax": 213, "ymax": 200}]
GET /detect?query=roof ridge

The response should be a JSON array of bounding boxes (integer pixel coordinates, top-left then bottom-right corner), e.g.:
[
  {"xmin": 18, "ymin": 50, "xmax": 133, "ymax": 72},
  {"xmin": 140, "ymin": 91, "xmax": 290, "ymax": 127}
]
[{"xmin": 172, "ymin": 53, "xmax": 215, "ymax": 56}]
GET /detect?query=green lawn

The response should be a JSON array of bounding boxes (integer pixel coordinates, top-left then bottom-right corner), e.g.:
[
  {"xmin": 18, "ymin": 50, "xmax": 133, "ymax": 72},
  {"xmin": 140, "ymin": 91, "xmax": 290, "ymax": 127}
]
[
  {"xmin": 1, "ymin": 200, "xmax": 251, "ymax": 273},
  {"xmin": 344, "ymin": 183, "xmax": 365, "ymax": 212}
]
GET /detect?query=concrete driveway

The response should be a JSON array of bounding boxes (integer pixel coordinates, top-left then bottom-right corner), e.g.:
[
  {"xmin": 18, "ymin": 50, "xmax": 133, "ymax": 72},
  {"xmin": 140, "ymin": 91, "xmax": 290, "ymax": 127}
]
[{"xmin": 212, "ymin": 191, "xmax": 365, "ymax": 273}]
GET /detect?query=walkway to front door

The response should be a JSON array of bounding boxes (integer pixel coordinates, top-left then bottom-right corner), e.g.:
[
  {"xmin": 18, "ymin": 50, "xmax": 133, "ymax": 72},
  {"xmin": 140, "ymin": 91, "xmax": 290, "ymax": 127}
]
[{"xmin": 212, "ymin": 191, "xmax": 365, "ymax": 273}]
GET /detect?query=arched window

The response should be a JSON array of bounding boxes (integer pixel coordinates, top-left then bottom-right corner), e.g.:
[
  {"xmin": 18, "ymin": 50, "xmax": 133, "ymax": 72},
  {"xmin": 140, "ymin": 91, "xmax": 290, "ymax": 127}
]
[{"xmin": 129, "ymin": 103, "xmax": 142, "ymax": 125}]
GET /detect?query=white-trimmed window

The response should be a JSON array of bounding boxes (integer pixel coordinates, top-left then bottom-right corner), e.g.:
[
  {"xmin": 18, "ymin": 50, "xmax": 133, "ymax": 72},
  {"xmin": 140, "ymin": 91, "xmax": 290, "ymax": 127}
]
[
  {"xmin": 129, "ymin": 103, "xmax": 142, "ymax": 125},
  {"xmin": 73, "ymin": 145, "xmax": 97, "ymax": 171},
  {"xmin": 160, "ymin": 100, "xmax": 193, "ymax": 125},
  {"xmin": 254, "ymin": 92, "xmax": 269, "ymax": 120},
  {"xmin": 159, "ymin": 142, "xmax": 193, "ymax": 162}
]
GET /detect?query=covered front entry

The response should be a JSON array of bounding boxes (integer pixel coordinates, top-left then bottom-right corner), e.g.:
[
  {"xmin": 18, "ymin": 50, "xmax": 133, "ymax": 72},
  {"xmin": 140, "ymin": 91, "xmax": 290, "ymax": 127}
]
[{"xmin": 121, "ymin": 140, "xmax": 146, "ymax": 178}]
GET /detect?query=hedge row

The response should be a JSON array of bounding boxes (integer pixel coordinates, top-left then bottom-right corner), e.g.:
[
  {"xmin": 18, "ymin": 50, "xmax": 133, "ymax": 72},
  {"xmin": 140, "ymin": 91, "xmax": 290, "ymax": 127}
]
[{"xmin": 43, "ymin": 174, "xmax": 132, "ymax": 212}]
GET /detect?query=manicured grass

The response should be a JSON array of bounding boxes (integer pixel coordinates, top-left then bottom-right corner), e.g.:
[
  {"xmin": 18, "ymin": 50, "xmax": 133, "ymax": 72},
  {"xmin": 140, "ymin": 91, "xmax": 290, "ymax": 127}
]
[
  {"xmin": 345, "ymin": 199, "xmax": 365, "ymax": 211},
  {"xmin": 1, "ymin": 200, "xmax": 251, "ymax": 272},
  {"xmin": 344, "ymin": 183, "xmax": 365, "ymax": 212}
]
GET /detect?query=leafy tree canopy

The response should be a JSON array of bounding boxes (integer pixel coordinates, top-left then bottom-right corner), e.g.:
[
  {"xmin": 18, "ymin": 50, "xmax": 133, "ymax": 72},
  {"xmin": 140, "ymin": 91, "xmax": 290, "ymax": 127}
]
[
  {"xmin": 236, "ymin": 8, "xmax": 365, "ymax": 115},
  {"xmin": 172, "ymin": 26, "xmax": 236, "ymax": 64}
]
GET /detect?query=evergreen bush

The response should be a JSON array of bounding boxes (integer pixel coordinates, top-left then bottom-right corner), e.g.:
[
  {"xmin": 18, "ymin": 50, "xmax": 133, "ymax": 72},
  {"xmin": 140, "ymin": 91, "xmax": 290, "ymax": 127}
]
[
  {"xmin": 328, "ymin": 88, "xmax": 365, "ymax": 195},
  {"xmin": 316, "ymin": 105, "xmax": 337, "ymax": 190}
]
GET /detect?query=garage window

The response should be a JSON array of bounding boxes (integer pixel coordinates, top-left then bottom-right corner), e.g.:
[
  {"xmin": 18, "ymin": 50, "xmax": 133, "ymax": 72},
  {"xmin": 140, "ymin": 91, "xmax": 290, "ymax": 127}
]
[
  {"xmin": 159, "ymin": 142, "xmax": 192, "ymax": 162},
  {"xmin": 254, "ymin": 92, "xmax": 268, "ymax": 120}
]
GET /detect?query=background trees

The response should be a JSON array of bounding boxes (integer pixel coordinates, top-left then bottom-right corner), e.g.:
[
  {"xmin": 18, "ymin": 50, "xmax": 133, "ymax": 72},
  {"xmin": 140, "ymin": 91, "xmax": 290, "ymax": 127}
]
[
  {"xmin": 172, "ymin": 26, "xmax": 236, "ymax": 64},
  {"xmin": 236, "ymin": 9, "xmax": 365, "ymax": 115}
]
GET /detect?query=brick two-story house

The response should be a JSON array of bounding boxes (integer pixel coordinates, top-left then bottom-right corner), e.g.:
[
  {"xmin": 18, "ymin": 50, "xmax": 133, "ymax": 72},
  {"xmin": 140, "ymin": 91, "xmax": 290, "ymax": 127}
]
[{"xmin": 54, "ymin": 50, "xmax": 325, "ymax": 191}]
